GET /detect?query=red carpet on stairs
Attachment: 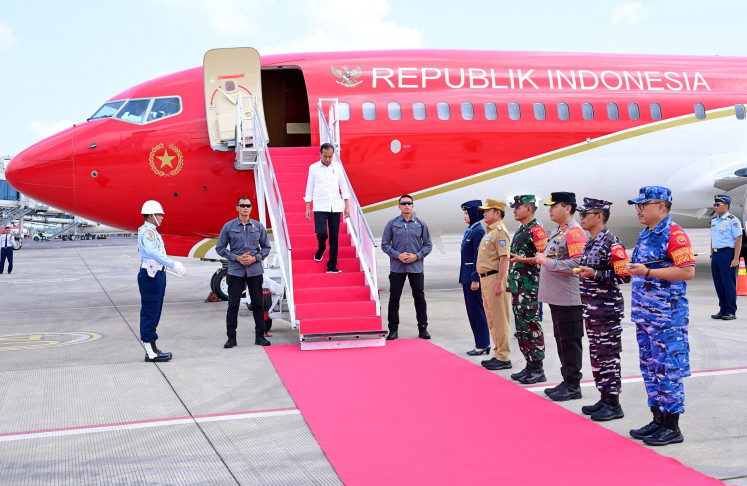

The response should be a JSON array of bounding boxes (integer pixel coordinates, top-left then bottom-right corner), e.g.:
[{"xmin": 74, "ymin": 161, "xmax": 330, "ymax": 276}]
[
  {"xmin": 266, "ymin": 340, "xmax": 723, "ymax": 486},
  {"xmin": 270, "ymin": 147, "xmax": 382, "ymax": 337}
]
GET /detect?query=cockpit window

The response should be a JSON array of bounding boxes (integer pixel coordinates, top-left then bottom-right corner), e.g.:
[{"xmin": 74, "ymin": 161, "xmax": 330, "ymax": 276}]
[
  {"xmin": 115, "ymin": 99, "xmax": 152, "ymax": 124},
  {"xmin": 148, "ymin": 97, "xmax": 181, "ymax": 121},
  {"xmin": 89, "ymin": 100, "xmax": 125, "ymax": 120}
]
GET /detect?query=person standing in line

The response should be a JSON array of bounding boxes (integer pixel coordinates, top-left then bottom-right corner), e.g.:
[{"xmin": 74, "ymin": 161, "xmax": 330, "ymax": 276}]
[
  {"xmin": 476, "ymin": 199, "xmax": 512, "ymax": 371},
  {"xmin": 304, "ymin": 143, "xmax": 350, "ymax": 273},
  {"xmin": 627, "ymin": 186, "xmax": 695, "ymax": 446},
  {"xmin": 576, "ymin": 198, "xmax": 631, "ymax": 421},
  {"xmin": 138, "ymin": 200, "xmax": 187, "ymax": 362},
  {"xmin": 709, "ymin": 194, "xmax": 742, "ymax": 320},
  {"xmin": 382, "ymin": 195, "xmax": 433, "ymax": 340},
  {"xmin": 1, "ymin": 226, "xmax": 15, "ymax": 274},
  {"xmin": 216, "ymin": 197, "xmax": 272, "ymax": 348},
  {"xmin": 507, "ymin": 195, "xmax": 548, "ymax": 383},
  {"xmin": 536, "ymin": 192, "xmax": 587, "ymax": 401},
  {"xmin": 460, "ymin": 200, "xmax": 490, "ymax": 355}
]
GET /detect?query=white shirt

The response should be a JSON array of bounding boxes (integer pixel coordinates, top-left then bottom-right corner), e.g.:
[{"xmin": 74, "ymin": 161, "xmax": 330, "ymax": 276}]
[
  {"xmin": 1, "ymin": 233, "xmax": 15, "ymax": 248},
  {"xmin": 303, "ymin": 160, "xmax": 350, "ymax": 212}
]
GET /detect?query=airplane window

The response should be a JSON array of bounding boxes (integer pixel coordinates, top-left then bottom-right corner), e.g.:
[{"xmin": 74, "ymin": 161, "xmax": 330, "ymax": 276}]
[
  {"xmin": 388, "ymin": 102, "xmax": 402, "ymax": 121},
  {"xmin": 607, "ymin": 103, "xmax": 619, "ymax": 120},
  {"xmin": 362, "ymin": 102, "xmax": 376, "ymax": 121},
  {"xmin": 736, "ymin": 104, "xmax": 746, "ymax": 120},
  {"xmin": 651, "ymin": 103, "xmax": 662, "ymax": 120},
  {"xmin": 508, "ymin": 103, "xmax": 520, "ymax": 120},
  {"xmin": 628, "ymin": 103, "xmax": 640, "ymax": 120},
  {"xmin": 89, "ymin": 100, "xmax": 125, "ymax": 120},
  {"xmin": 413, "ymin": 102, "xmax": 426, "ymax": 120},
  {"xmin": 115, "ymin": 99, "xmax": 151, "ymax": 124},
  {"xmin": 534, "ymin": 103, "xmax": 546, "ymax": 120},
  {"xmin": 338, "ymin": 102, "xmax": 351, "ymax": 121},
  {"xmin": 484, "ymin": 102, "xmax": 497, "ymax": 120},
  {"xmin": 147, "ymin": 97, "xmax": 181, "ymax": 122},
  {"xmin": 437, "ymin": 102, "xmax": 450, "ymax": 120},
  {"xmin": 582, "ymin": 103, "xmax": 594, "ymax": 120},
  {"xmin": 461, "ymin": 102, "xmax": 474, "ymax": 120},
  {"xmin": 557, "ymin": 103, "xmax": 570, "ymax": 120},
  {"xmin": 694, "ymin": 104, "xmax": 706, "ymax": 120}
]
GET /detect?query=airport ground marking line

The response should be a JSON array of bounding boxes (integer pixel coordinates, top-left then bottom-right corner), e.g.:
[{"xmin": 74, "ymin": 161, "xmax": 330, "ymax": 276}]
[
  {"xmin": 2, "ymin": 301, "xmax": 208, "ymax": 314},
  {"xmin": 0, "ymin": 408, "xmax": 301, "ymax": 443},
  {"xmin": 524, "ymin": 365, "xmax": 747, "ymax": 391}
]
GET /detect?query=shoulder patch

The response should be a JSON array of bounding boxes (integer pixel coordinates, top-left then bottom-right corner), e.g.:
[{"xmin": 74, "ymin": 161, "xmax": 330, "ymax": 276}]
[
  {"xmin": 530, "ymin": 225, "xmax": 548, "ymax": 252},
  {"xmin": 566, "ymin": 226, "xmax": 587, "ymax": 258},
  {"xmin": 145, "ymin": 230, "xmax": 156, "ymax": 242},
  {"xmin": 668, "ymin": 224, "xmax": 695, "ymax": 267}
]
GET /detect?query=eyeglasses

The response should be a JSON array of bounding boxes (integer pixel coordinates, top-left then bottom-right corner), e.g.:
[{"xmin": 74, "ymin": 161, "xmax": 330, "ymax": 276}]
[
  {"xmin": 399, "ymin": 201, "xmax": 413, "ymax": 206},
  {"xmin": 713, "ymin": 203, "xmax": 724, "ymax": 207},
  {"xmin": 634, "ymin": 202, "xmax": 659, "ymax": 211},
  {"xmin": 238, "ymin": 204, "xmax": 252, "ymax": 208}
]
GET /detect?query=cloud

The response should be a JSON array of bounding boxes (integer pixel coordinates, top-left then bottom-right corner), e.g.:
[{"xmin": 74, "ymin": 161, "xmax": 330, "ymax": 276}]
[
  {"xmin": 611, "ymin": 3, "xmax": 650, "ymax": 26},
  {"xmin": 26, "ymin": 120, "xmax": 75, "ymax": 139},
  {"xmin": 0, "ymin": 22, "xmax": 17, "ymax": 49}
]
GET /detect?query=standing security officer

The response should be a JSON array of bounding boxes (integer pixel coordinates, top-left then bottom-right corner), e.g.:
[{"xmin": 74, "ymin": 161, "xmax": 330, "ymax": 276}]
[
  {"xmin": 576, "ymin": 198, "xmax": 631, "ymax": 421},
  {"xmin": 138, "ymin": 200, "xmax": 186, "ymax": 362},
  {"xmin": 710, "ymin": 194, "xmax": 742, "ymax": 320},
  {"xmin": 460, "ymin": 200, "xmax": 490, "ymax": 355},
  {"xmin": 1, "ymin": 226, "xmax": 15, "ymax": 274},
  {"xmin": 507, "ymin": 195, "xmax": 548, "ymax": 383}
]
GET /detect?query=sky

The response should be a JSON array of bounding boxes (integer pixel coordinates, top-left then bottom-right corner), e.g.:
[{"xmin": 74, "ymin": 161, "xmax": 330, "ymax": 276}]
[{"xmin": 2, "ymin": 0, "xmax": 747, "ymax": 156}]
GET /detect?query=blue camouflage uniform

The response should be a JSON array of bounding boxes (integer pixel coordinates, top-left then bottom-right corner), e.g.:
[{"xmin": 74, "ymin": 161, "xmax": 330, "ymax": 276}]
[
  {"xmin": 629, "ymin": 188, "xmax": 695, "ymax": 415},
  {"xmin": 460, "ymin": 200, "xmax": 489, "ymax": 350},
  {"xmin": 710, "ymin": 194, "xmax": 742, "ymax": 317},
  {"xmin": 138, "ymin": 221, "xmax": 176, "ymax": 343}
]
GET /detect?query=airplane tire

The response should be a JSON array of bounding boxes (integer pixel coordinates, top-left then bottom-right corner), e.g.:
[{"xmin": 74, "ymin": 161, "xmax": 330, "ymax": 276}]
[{"xmin": 210, "ymin": 268, "xmax": 229, "ymax": 301}]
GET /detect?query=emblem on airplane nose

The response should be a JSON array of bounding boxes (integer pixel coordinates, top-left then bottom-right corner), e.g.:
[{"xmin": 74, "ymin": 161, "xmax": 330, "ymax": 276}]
[
  {"xmin": 149, "ymin": 143, "xmax": 184, "ymax": 177},
  {"xmin": 331, "ymin": 66, "xmax": 363, "ymax": 87}
]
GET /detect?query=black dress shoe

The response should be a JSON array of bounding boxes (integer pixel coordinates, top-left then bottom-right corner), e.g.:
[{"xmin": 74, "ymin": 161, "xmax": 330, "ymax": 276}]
[
  {"xmin": 255, "ymin": 336, "xmax": 271, "ymax": 346},
  {"xmin": 581, "ymin": 400, "xmax": 605, "ymax": 415},
  {"xmin": 544, "ymin": 382, "xmax": 567, "ymax": 396},
  {"xmin": 314, "ymin": 248, "xmax": 326, "ymax": 261},
  {"xmin": 418, "ymin": 330, "xmax": 431, "ymax": 339},
  {"xmin": 721, "ymin": 313, "xmax": 736, "ymax": 320},
  {"xmin": 386, "ymin": 331, "xmax": 398, "ymax": 340},
  {"xmin": 481, "ymin": 357, "xmax": 497, "ymax": 366},
  {"xmin": 483, "ymin": 359, "xmax": 512, "ymax": 370},
  {"xmin": 711, "ymin": 313, "xmax": 724, "ymax": 319},
  {"xmin": 549, "ymin": 383, "xmax": 582, "ymax": 401},
  {"xmin": 224, "ymin": 338, "xmax": 237, "ymax": 348},
  {"xmin": 467, "ymin": 347, "xmax": 491, "ymax": 356}
]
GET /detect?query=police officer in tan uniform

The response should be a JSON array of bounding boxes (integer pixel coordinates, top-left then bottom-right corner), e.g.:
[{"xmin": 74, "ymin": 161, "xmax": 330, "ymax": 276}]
[{"xmin": 477, "ymin": 199, "xmax": 512, "ymax": 371}]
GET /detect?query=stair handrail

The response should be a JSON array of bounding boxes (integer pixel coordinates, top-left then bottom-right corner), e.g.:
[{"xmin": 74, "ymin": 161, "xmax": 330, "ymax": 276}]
[
  {"xmin": 241, "ymin": 94, "xmax": 297, "ymax": 327},
  {"xmin": 318, "ymin": 99, "xmax": 379, "ymax": 312}
]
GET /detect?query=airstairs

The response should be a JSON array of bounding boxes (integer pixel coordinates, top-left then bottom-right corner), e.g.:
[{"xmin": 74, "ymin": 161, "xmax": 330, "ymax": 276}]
[{"xmin": 48, "ymin": 220, "xmax": 83, "ymax": 239}]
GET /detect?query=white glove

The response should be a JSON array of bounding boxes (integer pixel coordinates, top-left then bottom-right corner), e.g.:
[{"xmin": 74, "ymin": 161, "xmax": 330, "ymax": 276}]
[{"xmin": 173, "ymin": 261, "xmax": 187, "ymax": 276}]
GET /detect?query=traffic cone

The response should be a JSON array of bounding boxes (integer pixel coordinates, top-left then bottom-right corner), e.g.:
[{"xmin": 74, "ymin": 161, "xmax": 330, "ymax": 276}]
[{"xmin": 737, "ymin": 258, "xmax": 747, "ymax": 296}]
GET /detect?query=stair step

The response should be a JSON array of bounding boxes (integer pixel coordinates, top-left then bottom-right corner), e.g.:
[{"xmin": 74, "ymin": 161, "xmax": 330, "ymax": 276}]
[
  {"xmin": 283, "ymin": 201, "xmax": 307, "ymax": 213},
  {"xmin": 285, "ymin": 212, "xmax": 346, "ymax": 225},
  {"xmin": 293, "ymin": 258, "xmax": 360, "ymax": 274},
  {"xmin": 299, "ymin": 316, "xmax": 383, "ymax": 334},
  {"xmin": 290, "ymin": 232, "xmax": 350, "ymax": 247},
  {"xmin": 295, "ymin": 301, "xmax": 377, "ymax": 319},
  {"xmin": 293, "ymin": 272, "xmax": 365, "ymax": 287},
  {"xmin": 294, "ymin": 245, "xmax": 357, "ymax": 260},
  {"xmin": 295, "ymin": 286, "xmax": 372, "ymax": 304}
]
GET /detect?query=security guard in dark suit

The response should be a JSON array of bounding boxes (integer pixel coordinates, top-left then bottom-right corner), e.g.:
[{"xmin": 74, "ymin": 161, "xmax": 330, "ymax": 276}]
[
  {"xmin": 460, "ymin": 200, "xmax": 490, "ymax": 355},
  {"xmin": 710, "ymin": 194, "xmax": 742, "ymax": 320}
]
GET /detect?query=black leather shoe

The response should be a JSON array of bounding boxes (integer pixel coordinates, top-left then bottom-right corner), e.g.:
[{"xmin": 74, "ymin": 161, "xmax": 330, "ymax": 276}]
[
  {"xmin": 418, "ymin": 330, "xmax": 431, "ymax": 339},
  {"xmin": 544, "ymin": 382, "xmax": 567, "ymax": 396},
  {"xmin": 581, "ymin": 400, "xmax": 604, "ymax": 415},
  {"xmin": 326, "ymin": 267, "xmax": 342, "ymax": 273},
  {"xmin": 224, "ymin": 338, "xmax": 237, "ymax": 348},
  {"xmin": 255, "ymin": 336, "xmax": 271, "ymax": 346},
  {"xmin": 721, "ymin": 313, "xmax": 736, "ymax": 320},
  {"xmin": 549, "ymin": 383, "xmax": 582, "ymax": 401},
  {"xmin": 467, "ymin": 347, "xmax": 490, "ymax": 356},
  {"xmin": 711, "ymin": 313, "xmax": 724, "ymax": 319},
  {"xmin": 386, "ymin": 331, "xmax": 398, "ymax": 340},
  {"xmin": 483, "ymin": 359, "xmax": 512, "ymax": 370}
]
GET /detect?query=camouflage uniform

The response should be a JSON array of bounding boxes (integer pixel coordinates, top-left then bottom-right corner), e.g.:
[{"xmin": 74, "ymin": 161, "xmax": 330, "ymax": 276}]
[{"xmin": 508, "ymin": 217, "xmax": 547, "ymax": 362}]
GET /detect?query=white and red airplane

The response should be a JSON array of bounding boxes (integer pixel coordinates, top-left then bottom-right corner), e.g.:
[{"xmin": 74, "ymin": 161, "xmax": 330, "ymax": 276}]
[{"xmin": 7, "ymin": 48, "xmax": 747, "ymax": 271}]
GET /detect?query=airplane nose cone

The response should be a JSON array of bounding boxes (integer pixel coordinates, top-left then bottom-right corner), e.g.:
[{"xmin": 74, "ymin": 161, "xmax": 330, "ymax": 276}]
[{"xmin": 6, "ymin": 127, "xmax": 76, "ymax": 211}]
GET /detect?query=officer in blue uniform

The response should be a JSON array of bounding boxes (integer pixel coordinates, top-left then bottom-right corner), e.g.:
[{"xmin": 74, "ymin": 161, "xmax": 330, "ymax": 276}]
[
  {"xmin": 138, "ymin": 200, "xmax": 186, "ymax": 362},
  {"xmin": 460, "ymin": 200, "xmax": 490, "ymax": 355},
  {"xmin": 710, "ymin": 194, "xmax": 742, "ymax": 320},
  {"xmin": 626, "ymin": 186, "xmax": 695, "ymax": 446}
]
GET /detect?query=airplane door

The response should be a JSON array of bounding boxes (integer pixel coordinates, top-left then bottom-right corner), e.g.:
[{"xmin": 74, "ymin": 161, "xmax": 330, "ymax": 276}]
[{"xmin": 203, "ymin": 47, "xmax": 268, "ymax": 151}]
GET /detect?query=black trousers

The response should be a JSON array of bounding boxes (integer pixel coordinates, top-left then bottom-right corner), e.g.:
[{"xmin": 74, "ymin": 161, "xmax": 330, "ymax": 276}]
[
  {"xmin": 549, "ymin": 304, "xmax": 584, "ymax": 385},
  {"xmin": 388, "ymin": 272, "xmax": 428, "ymax": 331},
  {"xmin": 226, "ymin": 274, "xmax": 265, "ymax": 339},
  {"xmin": 314, "ymin": 212, "xmax": 341, "ymax": 270}
]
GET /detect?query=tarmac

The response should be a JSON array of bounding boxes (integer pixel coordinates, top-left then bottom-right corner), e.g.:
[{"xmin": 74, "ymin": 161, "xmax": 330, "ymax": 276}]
[{"xmin": 0, "ymin": 229, "xmax": 745, "ymax": 485}]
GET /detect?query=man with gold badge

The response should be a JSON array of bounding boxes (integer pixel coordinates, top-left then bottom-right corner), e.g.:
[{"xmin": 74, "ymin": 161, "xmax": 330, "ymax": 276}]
[{"xmin": 477, "ymin": 199, "xmax": 512, "ymax": 371}]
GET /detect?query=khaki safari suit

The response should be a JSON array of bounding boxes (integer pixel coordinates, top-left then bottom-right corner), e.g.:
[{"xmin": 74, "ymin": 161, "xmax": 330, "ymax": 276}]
[{"xmin": 477, "ymin": 220, "xmax": 511, "ymax": 361}]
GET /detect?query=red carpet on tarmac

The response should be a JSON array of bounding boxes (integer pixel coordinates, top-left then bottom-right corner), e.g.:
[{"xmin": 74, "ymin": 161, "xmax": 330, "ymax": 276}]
[{"xmin": 266, "ymin": 339, "xmax": 723, "ymax": 486}]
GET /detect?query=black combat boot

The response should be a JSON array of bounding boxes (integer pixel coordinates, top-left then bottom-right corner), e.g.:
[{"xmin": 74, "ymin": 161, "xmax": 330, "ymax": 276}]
[
  {"xmin": 629, "ymin": 406, "xmax": 663, "ymax": 439},
  {"xmin": 144, "ymin": 342, "xmax": 172, "ymax": 362},
  {"xmin": 581, "ymin": 392, "xmax": 605, "ymax": 415},
  {"xmin": 255, "ymin": 328, "xmax": 271, "ymax": 346},
  {"xmin": 519, "ymin": 361, "xmax": 547, "ymax": 384},
  {"xmin": 549, "ymin": 381, "xmax": 582, "ymax": 401},
  {"xmin": 417, "ymin": 324, "xmax": 431, "ymax": 340},
  {"xmin": 510, "ymin": 364, "xmax": 531, "ymax": 381},
  {"xmin": 643, "ymin": 413, "xmax": 684, "ymax": 446},
  {"xmin": 544, "ymin": 381, "xmax": 567, "ymax": 396},
  {"xmin": 591, "ymin": 393, "xmax": 624, "ymax": 421}
]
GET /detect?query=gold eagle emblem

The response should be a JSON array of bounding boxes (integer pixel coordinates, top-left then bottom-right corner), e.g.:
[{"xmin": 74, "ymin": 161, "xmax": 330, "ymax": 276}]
[{"xmin": 331, "ymin": 66, "xmax": 363, "ymax": 87}]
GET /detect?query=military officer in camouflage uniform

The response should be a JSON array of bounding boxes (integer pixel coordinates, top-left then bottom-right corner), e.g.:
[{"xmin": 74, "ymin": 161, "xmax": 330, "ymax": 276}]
[
  {"xmin": 507, "ymin": 194, "xmax": 548, "ymax": 384},
  {"xmin": 576, "ymin": 198, "xmax": 631, "ymax": 421},
  {"xmin": 627, "ymin": 186, "xmax": 696, "ymax": 446}
]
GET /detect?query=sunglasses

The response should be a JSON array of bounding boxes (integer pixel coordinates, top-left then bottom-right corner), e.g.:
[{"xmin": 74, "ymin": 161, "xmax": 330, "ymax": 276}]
[
  {"xmin": 713, "ymin": 203, "xmax": 724, "ymax": 207},
  {"xmin": 238, "ymin": 204, "xmax": 252, "ymax": 208},
  {"xmin": 399, "ymin": 201, "xmax": 414, "ymax": 206},
  {"xmin": 579, "ymin": 211, "xmax": 601, "ymax": 218}
]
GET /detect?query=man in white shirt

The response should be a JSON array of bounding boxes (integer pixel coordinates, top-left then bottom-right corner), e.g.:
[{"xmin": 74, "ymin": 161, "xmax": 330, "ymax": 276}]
[
  {"xmin": 304, "ymin": 143, "xmax": 350, "ymax": 273},
  {"xmin": 1, "ymin": 226, "xmax": 15, "ymax": 274}
]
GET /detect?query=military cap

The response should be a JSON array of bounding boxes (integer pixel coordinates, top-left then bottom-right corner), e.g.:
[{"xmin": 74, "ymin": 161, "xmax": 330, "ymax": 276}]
[
  {"xmin": 627, "ymin": 186, "xmax": 672, "ymax": 204},
  {"xmin": 509, "ymin": 194, "xmax": 537, "ymax": 208},
  {"xmin": 461, "ymin": 199, "xmax": 483, "ymax": 210},
  {"xmin": 478, "ymin": 198, "xmax": 506, "ymax": 211},
  {"xmin": 577, "ymin": 197, "xmax": 612, "ymax": 212},
  {"xmin": 715, "ymin": 194, "xmax": 732, "ymax": 205},
  {"xmin": 544, "ymin": 191, "xmax": 576, "ymax": 206}
]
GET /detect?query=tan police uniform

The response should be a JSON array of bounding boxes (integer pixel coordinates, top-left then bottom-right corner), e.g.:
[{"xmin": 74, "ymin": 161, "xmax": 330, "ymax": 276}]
[{"xmin": 476, "ymin": 213, "xmax": 512, "ymax": 362}]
